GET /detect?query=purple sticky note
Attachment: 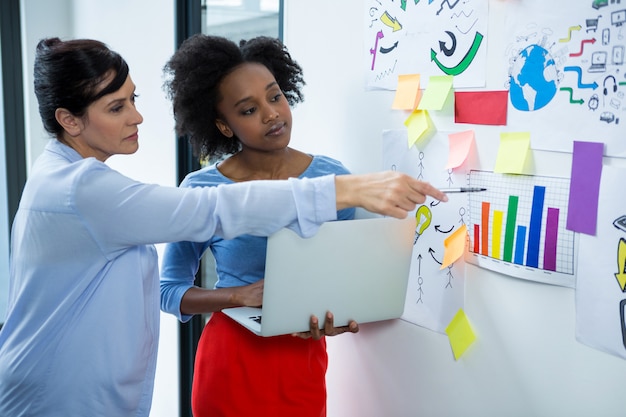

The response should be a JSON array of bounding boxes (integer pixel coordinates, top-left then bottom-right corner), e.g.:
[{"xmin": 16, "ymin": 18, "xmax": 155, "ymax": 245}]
[{"xmin": 566, "ymin": 141, "xmax": 604, "ymax": 235}]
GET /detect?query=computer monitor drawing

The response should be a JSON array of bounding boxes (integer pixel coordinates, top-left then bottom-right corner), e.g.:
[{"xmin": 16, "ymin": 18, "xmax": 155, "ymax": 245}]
[{"xmin": 612, "ymin": 9, "xmax": 626, "ymax": 26}]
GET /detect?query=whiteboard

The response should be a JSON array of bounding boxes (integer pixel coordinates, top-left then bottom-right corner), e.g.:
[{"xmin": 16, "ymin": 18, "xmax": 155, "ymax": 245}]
[{"xmin": 283, "ymin": 1, "xmax": 626, "ymax": 416}]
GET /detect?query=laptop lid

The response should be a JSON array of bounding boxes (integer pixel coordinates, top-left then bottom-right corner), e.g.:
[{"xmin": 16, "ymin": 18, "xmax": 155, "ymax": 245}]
[{"xmin": 223, "ymin": 216, "xmax": 415, "ymax": 337}]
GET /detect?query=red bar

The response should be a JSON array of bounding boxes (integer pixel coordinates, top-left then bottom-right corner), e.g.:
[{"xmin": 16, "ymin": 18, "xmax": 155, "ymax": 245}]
[{"xmin": 473, "ymin": 224, "xmax": 480, "ymax": 253}]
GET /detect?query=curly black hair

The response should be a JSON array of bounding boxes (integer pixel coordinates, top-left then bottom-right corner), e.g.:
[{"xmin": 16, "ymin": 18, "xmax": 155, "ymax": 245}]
[{"xmin": 163, "ymin": 34, "xmax": 305, "ymax": 161}]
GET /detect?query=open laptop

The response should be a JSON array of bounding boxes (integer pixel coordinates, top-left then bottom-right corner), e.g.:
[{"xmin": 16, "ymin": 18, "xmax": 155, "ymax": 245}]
[
  {"xmin": 589, "ymin": 51, "xmax": 607, "ymax": 73},
  {"xmin": 222, "ymin": 216, "xmax": 415, "ymax": 337}
]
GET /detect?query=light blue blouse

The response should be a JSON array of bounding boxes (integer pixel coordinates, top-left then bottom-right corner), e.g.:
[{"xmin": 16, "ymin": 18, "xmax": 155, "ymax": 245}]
[{"xmin": 0, "ymin": 140, "xmax": 338, "ymax": 417}]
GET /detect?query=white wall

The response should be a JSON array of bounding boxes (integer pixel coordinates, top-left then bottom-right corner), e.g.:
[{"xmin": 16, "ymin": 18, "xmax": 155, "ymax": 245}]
[
  {"xmin": 283, "ymin": 2, "xmax": 626, "ymax": 417},
  {"xmin": 20, "ymin": 1, "xmax": 179, "ymax": 416}
]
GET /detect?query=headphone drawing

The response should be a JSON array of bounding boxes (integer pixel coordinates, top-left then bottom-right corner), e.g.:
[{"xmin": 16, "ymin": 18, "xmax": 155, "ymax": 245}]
[{"xmin": 604, "ymin": 75, "xmax": 617, "ymax": 95}]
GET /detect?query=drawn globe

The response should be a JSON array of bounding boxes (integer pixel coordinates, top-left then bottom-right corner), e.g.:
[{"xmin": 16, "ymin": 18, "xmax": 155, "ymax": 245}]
[{"xmin": 509, "ymin": 44, "xmax": 558, "ymax": 111}]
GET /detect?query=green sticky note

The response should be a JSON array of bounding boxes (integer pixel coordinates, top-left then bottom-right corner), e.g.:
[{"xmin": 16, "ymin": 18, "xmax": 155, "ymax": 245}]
[
  {"xmin": 445, "ymin": 308, "xmax": 476, "ymax": 360},
  {"xmin": 417, "ymin": 75, "xmax": 453, "ymax": 110}
]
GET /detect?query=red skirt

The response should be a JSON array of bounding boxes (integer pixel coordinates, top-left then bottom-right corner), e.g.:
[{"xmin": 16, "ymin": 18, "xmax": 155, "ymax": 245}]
[{"xmin": 191, "ymin": 311, "xmax": 328, "ymax": 417}]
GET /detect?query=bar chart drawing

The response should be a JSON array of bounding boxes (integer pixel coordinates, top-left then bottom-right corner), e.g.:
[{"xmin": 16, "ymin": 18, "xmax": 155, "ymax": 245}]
[{"xmin": 466, "ymin": 170, "xmax": 576, "ymax": 287}]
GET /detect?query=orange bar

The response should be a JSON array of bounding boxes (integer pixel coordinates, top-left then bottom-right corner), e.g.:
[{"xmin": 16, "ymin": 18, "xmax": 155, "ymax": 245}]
[{"xmin": 481, "ymin": 202, "xmax": 490, "ymax": 256}]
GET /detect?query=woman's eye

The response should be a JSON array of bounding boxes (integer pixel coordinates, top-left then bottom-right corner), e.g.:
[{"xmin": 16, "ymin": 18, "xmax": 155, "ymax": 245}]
[{"xmin": 242, "ymin": 107, "xmax": 256, "ymax": 115}]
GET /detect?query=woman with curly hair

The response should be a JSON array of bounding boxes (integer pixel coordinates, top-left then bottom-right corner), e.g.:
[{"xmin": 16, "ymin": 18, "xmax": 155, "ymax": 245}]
[{"xmin": 159, "ymin": 34, "xmax": 362, "ymax": 416}]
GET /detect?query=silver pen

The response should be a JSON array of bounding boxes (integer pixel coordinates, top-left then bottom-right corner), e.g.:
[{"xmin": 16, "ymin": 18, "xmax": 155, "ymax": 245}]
[{"xmin": 439, "ymin": 187, "xmax": 487, "ymax": 193}]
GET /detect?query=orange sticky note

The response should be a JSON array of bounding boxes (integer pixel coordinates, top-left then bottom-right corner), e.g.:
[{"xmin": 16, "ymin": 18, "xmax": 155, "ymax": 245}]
[
  {"xmin": 441, "ymin": 224, "xmax": 467, "ymax": 269},
  {"xmin": 392, "ymin": 74, "xmax": 421, "ymax": 110},
  {"xmin": 445, "ymin": 308, "xmax": 476, "ymax": 360},
  {"xmin": 446, "ymin": 130, "xmax": 475, "ymax": 169}
]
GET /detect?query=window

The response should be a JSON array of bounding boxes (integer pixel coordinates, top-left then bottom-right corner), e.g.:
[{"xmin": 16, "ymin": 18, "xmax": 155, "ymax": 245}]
[
  {"xmin": 0, "ymin": 32, "xmax": 8, "ymax": 323},
  {"xmin": 175, "ymin": 1, "xmax": 282, "ymax": 415},
  {"xmin": 0, "ymin": 0, "xmax": 27, "ymax": 326}
]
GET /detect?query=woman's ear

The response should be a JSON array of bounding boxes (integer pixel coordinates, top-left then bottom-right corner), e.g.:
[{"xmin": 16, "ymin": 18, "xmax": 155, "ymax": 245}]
[
  {"xmin": 215, "ymin": 119, "xmax": 234, "ymax": 138},
  {"xmin": 55, "ymin": 108, "xmax": 82, "ymax": 137}
]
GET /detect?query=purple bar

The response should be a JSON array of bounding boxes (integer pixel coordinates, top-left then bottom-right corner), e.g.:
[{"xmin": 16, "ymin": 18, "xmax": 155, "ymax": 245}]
[
  {"xmin": 566, "ymin": 141, "xmax": 603, "ymax": 235},
  {"xmin": 543, "ymin": 207, "xmax": 559, "ymax": 271}
]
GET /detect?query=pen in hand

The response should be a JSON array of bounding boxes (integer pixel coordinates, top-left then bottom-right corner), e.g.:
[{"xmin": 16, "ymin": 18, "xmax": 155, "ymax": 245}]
[{"xmin": 439, "ymin": 187, "xmax": 487, "ymax": 193}]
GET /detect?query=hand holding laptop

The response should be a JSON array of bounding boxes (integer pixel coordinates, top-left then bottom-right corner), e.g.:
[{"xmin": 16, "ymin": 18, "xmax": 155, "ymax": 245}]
[{"xmin": 293, "ymin": 311, "xmax": 360, "ymax": 340}]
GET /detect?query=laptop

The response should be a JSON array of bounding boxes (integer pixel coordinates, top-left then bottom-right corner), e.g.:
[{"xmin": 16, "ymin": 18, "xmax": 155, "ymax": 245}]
[
  {"xmin": 589, "ymin": 51, "xmax": 607, "ymax": 73},
  {"xmin": 222, "ymin": 216, "xmax": 415, "ymax": 337}
]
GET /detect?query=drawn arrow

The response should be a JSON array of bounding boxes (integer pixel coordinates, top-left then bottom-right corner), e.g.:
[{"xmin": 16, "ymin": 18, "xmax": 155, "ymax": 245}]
[
  {"xmin": 559, "ymin": 25, "xmax": 582, "ymax": 43},
  {"xmin": 370, "ymin": 30, "xmax": 384, "ymax": 70},
  {"xmin": 615, "ymin": 238, "xmax": 626, "ymax": 292},
  {"xmin": 439, "ymin": 31, "xmax": 457, "ymax": 57},
  {"xmin": 417, "ymin": 254, "xmax": 422, "ymax": 275},
  {"xmin": 381, "ymin": 11, "xmax": 402, "ymax": 32},
  {"xmin": 431, "ymin": 31, "xmax": 483, "ymax": 76},
  {"xmin": 436, "ymin": 0, "xmax": 461, "ymax": 16},
  {"xmin": 428, "ymin": 247, "xmax": 442, "ymax": 265},
  {"xmin": 559, "ymin": 87, "xmax": 585, "ymax": 104},
  {"xmin": 564, "ymin": 66, "xmax": 599, "ymax": 89},
  {"xmin": 380, "ymin": 41, "xmax": 399, "ymax": 54},
  {"xmin": 569, "ymin": 38, "xmax": 596, "ymax": 57},
  {"xmin": 434, "ymin": 225, "xmax": 454, "ymax": 233}
]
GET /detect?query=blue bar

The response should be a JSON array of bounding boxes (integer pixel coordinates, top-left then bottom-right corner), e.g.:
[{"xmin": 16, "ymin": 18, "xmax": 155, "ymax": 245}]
[
  {"xmin": 526, "ymin": 186, "xmax": 545, "ymax": 268},
  {"xmin": 514, "ymin": 225, "xmax": 526, "ymax": 265}
]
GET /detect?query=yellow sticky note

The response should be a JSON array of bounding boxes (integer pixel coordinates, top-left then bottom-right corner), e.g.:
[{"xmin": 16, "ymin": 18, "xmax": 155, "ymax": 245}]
[
  {"xmin": 404, "ymin": 110, "xmax": 434, "ymax": 148},
  {"xmin": 392, "ymin": 74, "xmax": 421, "ymax": 110},
  {"xmin": 446, "ymin": 130, "xmax": 474, "ymax": 169},
  {"xmin": 441, "ymin": 224, "xmax": 467, "ymax": 269},
  {"xmin": 417, "ymin": 75, "xmax": 453, "ymax": 110},
  {"xmin": 494, "ymin": 132, "xmax": 530, "ymax": 174},
  {"xmin": 445, "ymin": 308, "xmax": 476, "ymax": 360}
]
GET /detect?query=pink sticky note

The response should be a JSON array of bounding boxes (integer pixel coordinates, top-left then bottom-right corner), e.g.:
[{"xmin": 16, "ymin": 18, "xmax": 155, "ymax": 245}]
[{"xmin": 446, "ymin": 130, "xmax": 475, "ymax": 169}]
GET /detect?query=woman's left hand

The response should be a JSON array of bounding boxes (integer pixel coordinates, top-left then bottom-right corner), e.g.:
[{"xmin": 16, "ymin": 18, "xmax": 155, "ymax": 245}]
[{"xmin": 293, "ymin": 311, "xmax": 359, "ymax": 340}]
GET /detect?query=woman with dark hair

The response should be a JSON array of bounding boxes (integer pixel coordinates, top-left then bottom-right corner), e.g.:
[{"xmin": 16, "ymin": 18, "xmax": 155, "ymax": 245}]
[
  {"xmin": 0, "ymin": 37, "xmax": 446, "ymax": 417},
  {"xmin": 159, "ymin": 35, "xmax": 425, "ymax": 417}
]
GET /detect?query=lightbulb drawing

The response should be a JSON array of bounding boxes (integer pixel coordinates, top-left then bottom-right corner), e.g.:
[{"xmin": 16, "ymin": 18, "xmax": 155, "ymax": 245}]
[{"xmin": 414, "ymin": 204, "xmax": 432, "ymax": 245}]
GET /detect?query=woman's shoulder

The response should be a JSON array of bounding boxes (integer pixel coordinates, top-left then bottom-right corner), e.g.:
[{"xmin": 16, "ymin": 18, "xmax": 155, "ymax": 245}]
[
  {"xmin": 181, "ymin": 163, "xmax": 230, "ymax": 188},
  {"xmin": 306, "ymin": 155, "xmax": 352, "ymax": 176}
]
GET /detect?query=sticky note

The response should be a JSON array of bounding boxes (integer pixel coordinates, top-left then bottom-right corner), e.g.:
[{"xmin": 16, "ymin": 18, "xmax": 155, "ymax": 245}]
[
  {"xmin": 494, "ymin": 132, "xmax": 530, "ymax": 174},
  {"xmin": 404, "ymin": 110, "xmax": 434, "ymax": 148},
  {"xmin": 445, "ymin": 308, "xmax": 476, "ymax": 360},
  {"xmin": 454, "ymin": 91, "xmax": 508, "ymax": 125},
  {"xmin": 446, "ymin": 130, "xmax": 475, "ymax": 169},
  {"xmin": 417, "ymin": 75, "xmax": 453, "ymax": 110},
  {"xmin": 392, "ymin": 74, "xmax": 421, "ymax": 110},
  {"xmin": 441, "ymin": 224, "xmax": 467, "ymax": 269},
  {"xmin": 566, "ymin": 141, "xmax": 604, "ymax": 235}
]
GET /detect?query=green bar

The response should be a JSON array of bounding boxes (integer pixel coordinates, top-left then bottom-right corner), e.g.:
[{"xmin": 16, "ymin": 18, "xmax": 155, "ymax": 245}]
[{"xmin": 503, "ymin": 195, "xmax": 519, "ymax": 262}]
